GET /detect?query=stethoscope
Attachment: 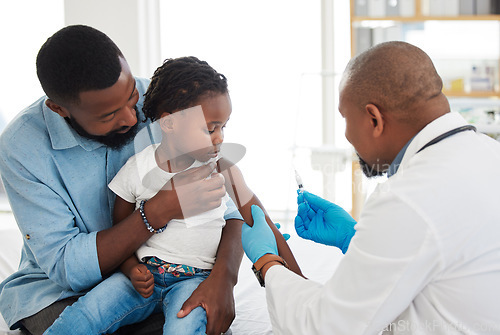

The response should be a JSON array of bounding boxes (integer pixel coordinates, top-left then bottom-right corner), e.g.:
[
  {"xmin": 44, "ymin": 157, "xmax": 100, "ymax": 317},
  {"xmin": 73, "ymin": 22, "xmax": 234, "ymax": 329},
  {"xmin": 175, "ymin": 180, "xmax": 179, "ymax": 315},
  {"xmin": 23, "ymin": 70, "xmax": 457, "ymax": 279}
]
[{"xmin": 417, "ymin": 125, "xmax": 477, "ymax": 154}]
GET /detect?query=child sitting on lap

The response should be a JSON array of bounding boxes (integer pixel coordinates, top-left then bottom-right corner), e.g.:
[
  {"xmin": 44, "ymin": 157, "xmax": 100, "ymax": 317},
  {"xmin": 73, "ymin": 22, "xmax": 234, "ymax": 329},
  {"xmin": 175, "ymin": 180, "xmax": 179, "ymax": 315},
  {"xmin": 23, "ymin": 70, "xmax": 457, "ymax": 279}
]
[{"xmin": 44, "ymin": 56, "xmax": 302, "ymax": 335}]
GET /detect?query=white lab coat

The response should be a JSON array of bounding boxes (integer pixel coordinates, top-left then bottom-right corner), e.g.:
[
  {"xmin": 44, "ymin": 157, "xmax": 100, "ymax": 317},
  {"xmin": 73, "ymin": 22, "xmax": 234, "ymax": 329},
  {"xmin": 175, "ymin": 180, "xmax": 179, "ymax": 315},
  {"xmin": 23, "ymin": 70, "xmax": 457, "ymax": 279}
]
[{"xmin": 265, "ymin": 112, "xmax": 500, "ymax": 334}]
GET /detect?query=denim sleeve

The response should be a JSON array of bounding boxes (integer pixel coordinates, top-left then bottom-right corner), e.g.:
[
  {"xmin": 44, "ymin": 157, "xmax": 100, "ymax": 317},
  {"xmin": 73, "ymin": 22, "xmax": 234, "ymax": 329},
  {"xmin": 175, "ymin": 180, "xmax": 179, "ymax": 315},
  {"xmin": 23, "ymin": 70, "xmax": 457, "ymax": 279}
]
[
  {"xmin": 0, "ymin": 139, "xmax": 102, "ymax": 293},
  {"xmin": 223, "ymin": 196, "xmax": 243, "ymax": 221}
]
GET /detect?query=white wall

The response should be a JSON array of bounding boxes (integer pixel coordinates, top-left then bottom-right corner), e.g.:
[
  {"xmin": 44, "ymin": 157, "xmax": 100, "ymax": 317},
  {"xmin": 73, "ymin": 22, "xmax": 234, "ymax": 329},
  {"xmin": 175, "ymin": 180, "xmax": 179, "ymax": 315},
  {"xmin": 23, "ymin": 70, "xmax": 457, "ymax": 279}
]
[
  {"xmin": 64, "ymin": 0, "xmax": 161, "ymax": 79},
  {"xmin": 0, "ymin": 0, "xmax": 64, "ymax": 125},
  {"xmin": 158, "ymin": 0, "xmax": 352, "ymax": 224}
]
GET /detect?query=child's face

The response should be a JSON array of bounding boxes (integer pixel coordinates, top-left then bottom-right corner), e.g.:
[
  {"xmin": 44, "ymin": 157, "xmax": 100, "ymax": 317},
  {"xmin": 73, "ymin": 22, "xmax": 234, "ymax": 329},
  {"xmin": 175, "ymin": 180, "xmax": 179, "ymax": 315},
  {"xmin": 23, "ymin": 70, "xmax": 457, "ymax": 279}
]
[{"xmin": 165, "ymin": 93, "xmax": 232, "ymax": 163}]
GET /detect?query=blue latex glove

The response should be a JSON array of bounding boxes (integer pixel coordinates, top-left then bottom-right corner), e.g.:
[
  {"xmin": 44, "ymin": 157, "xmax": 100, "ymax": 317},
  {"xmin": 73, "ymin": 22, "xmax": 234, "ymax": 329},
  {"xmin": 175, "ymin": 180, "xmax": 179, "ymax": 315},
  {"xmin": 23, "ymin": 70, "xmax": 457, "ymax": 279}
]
[
  {"xmin": 241, "ymin": 205, "xmax": 279, "ymax": 263},
  {"xmin": 295, "ymin": 191, "xmax": 356, "ymax": 254}
]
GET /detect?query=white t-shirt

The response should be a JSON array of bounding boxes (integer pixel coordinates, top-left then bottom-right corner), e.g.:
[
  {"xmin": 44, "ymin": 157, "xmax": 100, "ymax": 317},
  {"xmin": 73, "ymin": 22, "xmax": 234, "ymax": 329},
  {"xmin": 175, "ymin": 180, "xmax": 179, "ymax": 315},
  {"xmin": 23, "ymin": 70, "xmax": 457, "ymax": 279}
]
[
  {"xmin": 264, "ymin": 112, "xmax": 500, "ymax": 334},
  {"xmin": 109, "ymin": 144, "xmax": 231, "ymax": 269}
]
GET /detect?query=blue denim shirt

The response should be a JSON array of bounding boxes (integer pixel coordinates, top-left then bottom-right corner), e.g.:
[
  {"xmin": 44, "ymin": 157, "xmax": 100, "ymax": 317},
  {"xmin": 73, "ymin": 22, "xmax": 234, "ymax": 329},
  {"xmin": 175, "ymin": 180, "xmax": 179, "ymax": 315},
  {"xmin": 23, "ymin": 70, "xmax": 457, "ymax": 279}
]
[{"xmin": 0, "ymin": 77, "xmax": 242, "ymax": 329}]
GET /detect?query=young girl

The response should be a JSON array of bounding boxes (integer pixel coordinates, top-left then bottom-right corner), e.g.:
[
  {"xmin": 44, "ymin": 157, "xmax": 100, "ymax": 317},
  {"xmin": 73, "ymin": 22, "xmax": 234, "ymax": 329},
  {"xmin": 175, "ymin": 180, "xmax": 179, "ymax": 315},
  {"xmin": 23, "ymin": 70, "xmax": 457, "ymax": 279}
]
[{"xmin": 44, "ymin": 56, "xmax": 301, "ymax": 335}]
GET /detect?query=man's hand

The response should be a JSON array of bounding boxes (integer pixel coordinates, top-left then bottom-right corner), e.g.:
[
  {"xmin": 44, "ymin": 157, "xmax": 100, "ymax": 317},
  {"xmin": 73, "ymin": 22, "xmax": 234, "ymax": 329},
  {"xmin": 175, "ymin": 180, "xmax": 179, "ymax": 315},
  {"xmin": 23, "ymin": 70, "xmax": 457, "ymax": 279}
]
[
  {"xmin": 170, "ymin": 163, "xmax": 226, "ymax": 218},
  {"xmin": 241, "ymin": 205, "xmax": 279, "ymax": 263},
  {"xmin": 295, "ymin": 191, "xmax": 356, "ymax": 254},
  {"xmin": 177, "ymin": 272, "xmax": 235, "ymax": 335},
  {"xmin": 146, "ymin": 162, "xmax": 226, "ymax": 228},
  {"xmin": 167, "ymin": 162, "xmax": 226, "ymax": 218},
  {"xmin": 129, "ymin": 263, "xmax": 154, "ymax": 298}
]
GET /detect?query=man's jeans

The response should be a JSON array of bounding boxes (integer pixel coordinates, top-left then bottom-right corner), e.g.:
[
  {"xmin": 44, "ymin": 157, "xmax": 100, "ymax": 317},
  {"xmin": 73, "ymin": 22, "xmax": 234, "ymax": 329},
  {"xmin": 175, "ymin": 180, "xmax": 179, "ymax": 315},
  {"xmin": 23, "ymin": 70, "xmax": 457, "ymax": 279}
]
[{"xmin": 43, "ymin": 266, "xmax": 210, "ymax": 335}]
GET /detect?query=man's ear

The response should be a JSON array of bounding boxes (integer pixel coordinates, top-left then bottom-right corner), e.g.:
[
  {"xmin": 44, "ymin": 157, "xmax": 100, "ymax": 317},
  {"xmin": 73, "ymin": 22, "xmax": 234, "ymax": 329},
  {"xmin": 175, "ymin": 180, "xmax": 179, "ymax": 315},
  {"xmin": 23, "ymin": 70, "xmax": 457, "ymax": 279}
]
[
  {"xmin": 365, "ymin": 103, "xmax": 384, "ymax": 138},
  {"xmin": 45, "ymin": 99, "xmax": 69, "ymax": 118}
]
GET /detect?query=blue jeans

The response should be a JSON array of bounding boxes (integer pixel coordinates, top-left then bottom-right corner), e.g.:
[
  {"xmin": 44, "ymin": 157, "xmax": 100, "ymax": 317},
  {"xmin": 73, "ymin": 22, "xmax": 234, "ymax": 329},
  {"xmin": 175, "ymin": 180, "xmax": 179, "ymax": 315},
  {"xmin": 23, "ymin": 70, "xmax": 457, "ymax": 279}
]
[{"xmin": 43, "ymin": 265, "xmax": 210, "ymax": 335}]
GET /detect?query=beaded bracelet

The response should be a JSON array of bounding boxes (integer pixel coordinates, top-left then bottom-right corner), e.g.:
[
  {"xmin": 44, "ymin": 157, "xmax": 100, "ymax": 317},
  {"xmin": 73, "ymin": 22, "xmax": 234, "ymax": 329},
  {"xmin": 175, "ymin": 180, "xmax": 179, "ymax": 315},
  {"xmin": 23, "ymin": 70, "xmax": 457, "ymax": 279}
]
[{"xmin": 139, "ymin": 200, "xmax": 167, "ymax": 234}]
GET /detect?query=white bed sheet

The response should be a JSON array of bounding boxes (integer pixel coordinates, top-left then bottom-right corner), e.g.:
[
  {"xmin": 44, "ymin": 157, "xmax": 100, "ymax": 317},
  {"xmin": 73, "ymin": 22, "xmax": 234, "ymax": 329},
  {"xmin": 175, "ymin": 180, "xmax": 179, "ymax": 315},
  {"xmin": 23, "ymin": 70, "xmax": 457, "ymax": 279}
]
[{"xmin": 0, "ymin": 211, "xmax": 342, "ymax": 335}]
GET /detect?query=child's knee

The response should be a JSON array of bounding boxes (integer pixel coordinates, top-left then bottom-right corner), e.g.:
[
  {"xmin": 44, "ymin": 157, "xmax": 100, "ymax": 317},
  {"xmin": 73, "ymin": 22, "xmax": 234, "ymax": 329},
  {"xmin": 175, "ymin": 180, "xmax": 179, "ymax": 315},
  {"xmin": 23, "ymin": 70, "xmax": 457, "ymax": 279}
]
[
  {"xmin": 176, "ymin": 275, "xmax": 206, "ymax": 294},
  {"xmin": 164, "ymin": 306, "xmax": 206, "ymax": 335}
]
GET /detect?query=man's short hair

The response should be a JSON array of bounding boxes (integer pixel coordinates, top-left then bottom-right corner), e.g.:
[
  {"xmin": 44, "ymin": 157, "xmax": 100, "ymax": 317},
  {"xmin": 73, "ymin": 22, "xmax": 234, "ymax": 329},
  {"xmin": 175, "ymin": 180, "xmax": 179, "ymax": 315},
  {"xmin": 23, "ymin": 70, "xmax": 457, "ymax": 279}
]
[{"xmin": 36, "ymin": 25, "xmax": 124, "ymax": 105}]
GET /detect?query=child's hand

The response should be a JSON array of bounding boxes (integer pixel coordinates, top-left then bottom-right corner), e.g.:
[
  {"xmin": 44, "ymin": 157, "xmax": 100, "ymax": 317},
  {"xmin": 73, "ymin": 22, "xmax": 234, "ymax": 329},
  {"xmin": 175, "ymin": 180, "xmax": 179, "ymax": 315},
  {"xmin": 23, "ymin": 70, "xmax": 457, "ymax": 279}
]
[{"xmin": 129, "ymin": 264, "xmax": 155, "ymax": 298}]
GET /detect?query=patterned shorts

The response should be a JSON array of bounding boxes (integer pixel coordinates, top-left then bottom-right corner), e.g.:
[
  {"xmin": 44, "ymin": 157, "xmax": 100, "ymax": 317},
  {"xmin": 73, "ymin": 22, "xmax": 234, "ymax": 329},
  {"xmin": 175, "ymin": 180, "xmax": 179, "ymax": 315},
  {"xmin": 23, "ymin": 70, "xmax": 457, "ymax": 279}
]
[{"xmin": 146, "ymin": 256, "xmax": 210, "ymax": 277}]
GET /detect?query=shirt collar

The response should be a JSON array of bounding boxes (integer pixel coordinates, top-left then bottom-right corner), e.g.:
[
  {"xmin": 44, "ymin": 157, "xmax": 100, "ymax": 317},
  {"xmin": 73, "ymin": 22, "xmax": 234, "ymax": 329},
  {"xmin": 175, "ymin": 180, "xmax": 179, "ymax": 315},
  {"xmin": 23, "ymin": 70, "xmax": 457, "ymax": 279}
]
[
  {"xmin": 386, "ymin": 112, "xmax": 470, "ymax": 178},
  {"xmin": 387, "ymin": 136, "xmax": 415, "ymax": 178},
  {"xmin": 43, "ymin": 101, "xmax": 105, "ymax": 151}
]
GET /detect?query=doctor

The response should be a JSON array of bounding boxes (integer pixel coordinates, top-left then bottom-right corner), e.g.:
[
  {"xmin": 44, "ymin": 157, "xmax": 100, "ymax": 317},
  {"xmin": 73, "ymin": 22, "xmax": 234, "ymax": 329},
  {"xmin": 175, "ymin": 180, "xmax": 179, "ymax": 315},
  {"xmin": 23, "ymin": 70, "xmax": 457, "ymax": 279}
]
[{"xmin": 241, "ymin": 41, "xmax": 500, "ymax": 334}]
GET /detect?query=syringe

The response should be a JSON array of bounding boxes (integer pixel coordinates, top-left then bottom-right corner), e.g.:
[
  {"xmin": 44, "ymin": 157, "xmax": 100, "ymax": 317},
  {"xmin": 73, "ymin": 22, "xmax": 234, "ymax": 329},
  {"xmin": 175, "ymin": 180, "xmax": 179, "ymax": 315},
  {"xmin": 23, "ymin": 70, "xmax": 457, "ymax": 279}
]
[{"xmin": 295, "ymin": 169, "xmax": 305, "ymax": 193}]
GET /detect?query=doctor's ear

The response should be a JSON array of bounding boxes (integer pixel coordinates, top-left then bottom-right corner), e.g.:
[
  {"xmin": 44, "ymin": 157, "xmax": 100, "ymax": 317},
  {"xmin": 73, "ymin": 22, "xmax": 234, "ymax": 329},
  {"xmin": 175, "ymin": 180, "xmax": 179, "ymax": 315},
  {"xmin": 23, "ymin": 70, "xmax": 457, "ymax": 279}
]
[{"xmin": 365, "ymin": 103, "xmax": 384, "ymax": 138}]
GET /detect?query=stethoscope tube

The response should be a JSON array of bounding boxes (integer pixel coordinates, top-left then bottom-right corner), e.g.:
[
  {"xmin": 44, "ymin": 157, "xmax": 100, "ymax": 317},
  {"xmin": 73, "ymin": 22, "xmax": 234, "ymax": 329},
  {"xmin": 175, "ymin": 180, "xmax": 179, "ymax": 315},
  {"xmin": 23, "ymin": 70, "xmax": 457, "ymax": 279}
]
[{"xmin": 416, "ymin": 125, "xmax": 477, "ymax": 154}]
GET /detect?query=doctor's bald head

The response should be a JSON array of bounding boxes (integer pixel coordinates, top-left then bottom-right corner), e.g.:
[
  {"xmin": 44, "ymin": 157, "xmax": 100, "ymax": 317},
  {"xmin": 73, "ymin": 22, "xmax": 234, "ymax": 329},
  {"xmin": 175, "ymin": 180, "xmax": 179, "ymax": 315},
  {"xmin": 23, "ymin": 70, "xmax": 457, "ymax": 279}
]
[
  {"xmin": 340, "ymin": 41, "xmax": 447, "ymax": 127},
  {"xmin": 338, "ymin": 41, "xmax": 452, "ymax": 178}
]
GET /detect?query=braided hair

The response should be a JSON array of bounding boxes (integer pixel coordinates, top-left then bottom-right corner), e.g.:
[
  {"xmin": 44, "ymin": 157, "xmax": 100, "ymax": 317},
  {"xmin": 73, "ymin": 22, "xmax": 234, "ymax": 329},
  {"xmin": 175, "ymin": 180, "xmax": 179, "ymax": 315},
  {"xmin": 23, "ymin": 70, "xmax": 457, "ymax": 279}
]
[{"xmin": 143, "ymin": 56, "xmax": 228, "ymax": 122}]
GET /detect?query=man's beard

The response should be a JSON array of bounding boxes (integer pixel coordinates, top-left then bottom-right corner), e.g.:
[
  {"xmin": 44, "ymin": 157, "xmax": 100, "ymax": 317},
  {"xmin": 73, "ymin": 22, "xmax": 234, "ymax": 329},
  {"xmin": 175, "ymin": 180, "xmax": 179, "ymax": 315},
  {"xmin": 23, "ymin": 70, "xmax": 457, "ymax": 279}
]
[
  {"xmin": 65, "ymin": 107, "xmax": 140, "ymax": 150},
  {"xmin": 357, "ymin": 154, "xmax": 386, "ymax": 178}
]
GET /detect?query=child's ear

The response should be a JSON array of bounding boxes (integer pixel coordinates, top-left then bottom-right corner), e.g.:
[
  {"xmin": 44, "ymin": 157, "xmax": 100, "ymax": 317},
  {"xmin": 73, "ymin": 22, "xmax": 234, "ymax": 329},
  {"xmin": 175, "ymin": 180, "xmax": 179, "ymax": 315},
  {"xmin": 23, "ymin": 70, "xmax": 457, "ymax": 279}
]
[{"xmin": 159, "ymin": 113, "xmax": 174, "ymax": 132}]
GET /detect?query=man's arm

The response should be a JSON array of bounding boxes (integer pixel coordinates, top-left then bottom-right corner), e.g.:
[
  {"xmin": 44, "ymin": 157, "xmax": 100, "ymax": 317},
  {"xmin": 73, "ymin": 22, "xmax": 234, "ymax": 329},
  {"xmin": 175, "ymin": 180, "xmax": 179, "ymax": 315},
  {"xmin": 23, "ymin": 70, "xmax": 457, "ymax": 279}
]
[
  {"xmin": 96, "ymin": 196, "xmax": 169, "ymax": 276},
  {"xmin": 0, "ymin": 146, "xmax": 107, "ymax": 292}
]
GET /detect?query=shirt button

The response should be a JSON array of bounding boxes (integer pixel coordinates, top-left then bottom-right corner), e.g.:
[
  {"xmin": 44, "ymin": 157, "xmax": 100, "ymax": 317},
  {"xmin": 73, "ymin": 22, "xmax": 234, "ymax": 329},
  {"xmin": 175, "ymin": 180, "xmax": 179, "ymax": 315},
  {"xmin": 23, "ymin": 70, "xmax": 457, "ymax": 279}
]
[{"xmin": 25, "ymin": 234, "xmax": 31, "ymax": 240}]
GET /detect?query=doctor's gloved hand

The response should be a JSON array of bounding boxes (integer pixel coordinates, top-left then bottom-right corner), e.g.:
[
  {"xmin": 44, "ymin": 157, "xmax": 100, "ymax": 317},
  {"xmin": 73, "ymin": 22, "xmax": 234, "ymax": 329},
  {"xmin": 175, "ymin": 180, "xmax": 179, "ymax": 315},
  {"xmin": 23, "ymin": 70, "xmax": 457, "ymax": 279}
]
[
  {"xmin": 241, "ymin": 205, "xmax": 279, "ymax": 263},
  {"xmin": 295, "ymin": 191, "xmax": 356, "ymax": 254}
]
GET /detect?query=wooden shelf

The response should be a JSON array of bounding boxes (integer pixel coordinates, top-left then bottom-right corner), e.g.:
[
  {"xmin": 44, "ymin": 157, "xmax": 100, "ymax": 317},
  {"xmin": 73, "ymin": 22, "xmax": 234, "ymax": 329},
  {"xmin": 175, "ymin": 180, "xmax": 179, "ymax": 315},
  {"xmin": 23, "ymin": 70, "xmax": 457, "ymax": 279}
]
[
  {"xmin": 349, "ymin": 0, "xmax": 500, "ymax": 217},
  {"xmin": 352, "ymin": 15, "xmax": 500, "ymax": 22},
  {"xmin": 444, "ymin": 90, "xmax": 500, "ymax": 98},
  {"xmin": 350, "ymin": 0, "xmax": 500, "ymax": 99}
]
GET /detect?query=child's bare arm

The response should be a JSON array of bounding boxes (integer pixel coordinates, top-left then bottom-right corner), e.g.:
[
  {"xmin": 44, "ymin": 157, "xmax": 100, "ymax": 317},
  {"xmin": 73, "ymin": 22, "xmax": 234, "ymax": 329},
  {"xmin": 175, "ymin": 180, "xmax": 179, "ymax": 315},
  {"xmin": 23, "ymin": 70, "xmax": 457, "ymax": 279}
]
[{"xmin": 218, "ymin": 159, "xmax": 304, "ymax": 277}]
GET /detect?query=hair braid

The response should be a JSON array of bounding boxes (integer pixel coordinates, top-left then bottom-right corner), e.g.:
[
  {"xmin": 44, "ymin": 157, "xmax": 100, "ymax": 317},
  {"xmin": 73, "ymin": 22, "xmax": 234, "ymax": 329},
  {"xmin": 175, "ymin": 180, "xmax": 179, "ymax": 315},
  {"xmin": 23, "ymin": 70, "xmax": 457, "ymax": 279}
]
[{"xmin": 143, "ymin": 56, "xmax": 228, "ymax": 122}]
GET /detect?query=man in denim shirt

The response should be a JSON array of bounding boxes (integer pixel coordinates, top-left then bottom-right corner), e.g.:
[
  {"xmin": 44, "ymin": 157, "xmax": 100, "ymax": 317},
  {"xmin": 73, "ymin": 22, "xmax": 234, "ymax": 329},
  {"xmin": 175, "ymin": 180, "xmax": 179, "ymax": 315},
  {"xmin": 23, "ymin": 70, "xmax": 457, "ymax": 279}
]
[{"xmin": 0, "ymin": 25, "xmax": 243, "ymax": 335}]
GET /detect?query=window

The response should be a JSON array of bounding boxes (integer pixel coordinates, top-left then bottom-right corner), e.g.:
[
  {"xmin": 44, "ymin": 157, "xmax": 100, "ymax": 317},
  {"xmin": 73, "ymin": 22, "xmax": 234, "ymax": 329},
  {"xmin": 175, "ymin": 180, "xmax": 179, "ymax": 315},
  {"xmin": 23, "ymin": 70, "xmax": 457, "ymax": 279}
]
[{"xmin": 160, "ymin": 0, "xmax": 351, "ymax": 224}]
